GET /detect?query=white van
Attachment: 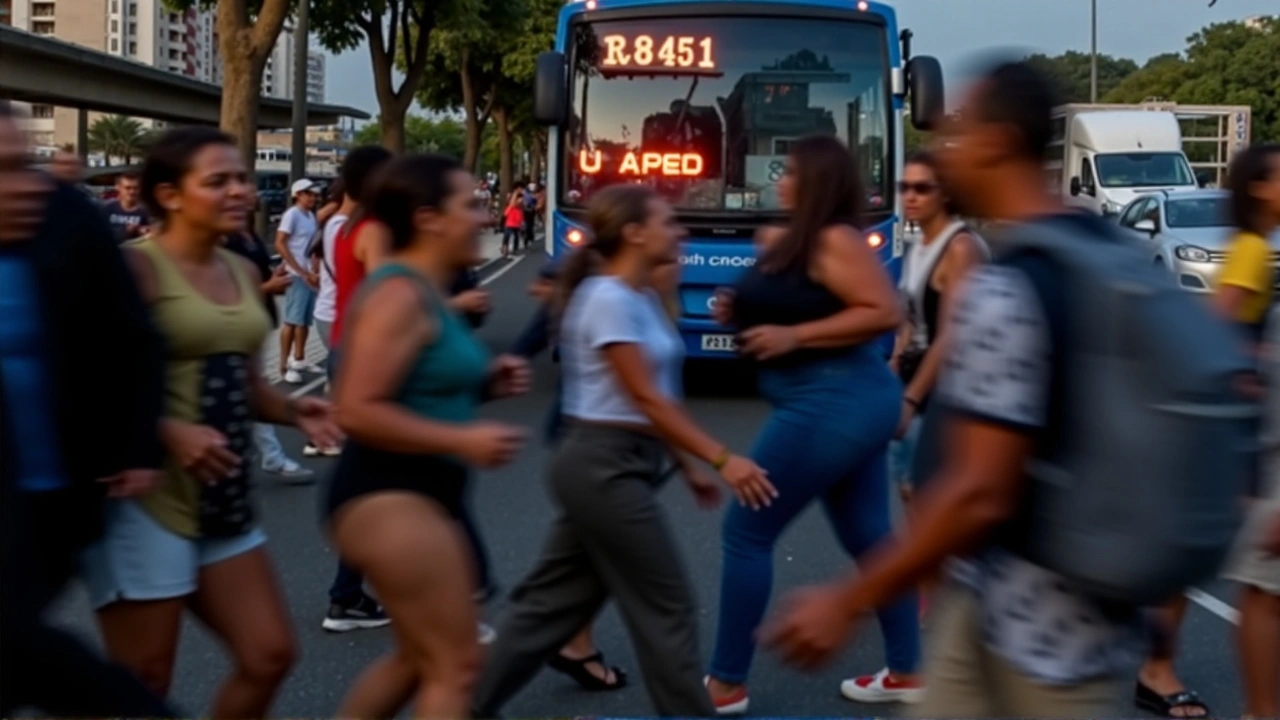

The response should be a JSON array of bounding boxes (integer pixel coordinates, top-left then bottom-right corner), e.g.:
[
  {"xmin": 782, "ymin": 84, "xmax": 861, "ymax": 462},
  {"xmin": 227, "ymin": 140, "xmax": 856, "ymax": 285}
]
[{"xmin": 1048, "ymin": 109, "xmax": 1198, "ymax": 217}]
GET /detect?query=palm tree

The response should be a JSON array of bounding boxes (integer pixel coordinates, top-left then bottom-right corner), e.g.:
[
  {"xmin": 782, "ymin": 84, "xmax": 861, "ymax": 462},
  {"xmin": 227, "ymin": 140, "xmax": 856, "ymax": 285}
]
[{"xmin": 87, "ymin": 115, "xmax": 146, "ymax": 165}]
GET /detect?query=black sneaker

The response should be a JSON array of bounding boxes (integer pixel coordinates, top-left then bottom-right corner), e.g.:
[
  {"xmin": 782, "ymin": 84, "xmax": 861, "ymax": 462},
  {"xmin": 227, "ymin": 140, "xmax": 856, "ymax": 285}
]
[{"xmin": 321, "ymin": 593, "xmax": 391, "ymax": 633}]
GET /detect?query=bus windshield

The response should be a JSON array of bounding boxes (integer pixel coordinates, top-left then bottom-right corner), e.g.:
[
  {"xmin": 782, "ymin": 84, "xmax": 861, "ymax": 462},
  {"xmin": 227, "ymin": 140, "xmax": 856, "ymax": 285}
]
[{"xmin": 561, "ymin": 16, "xmax": 891, "ymax": 214}]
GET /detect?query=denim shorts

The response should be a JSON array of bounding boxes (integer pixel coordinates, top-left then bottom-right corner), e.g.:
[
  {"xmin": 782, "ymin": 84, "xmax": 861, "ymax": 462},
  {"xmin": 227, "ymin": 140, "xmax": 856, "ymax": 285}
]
[
  {"xmin": 282, "ymin": 275, "xmax": 316, "ymax": 326},
  {"xmin": 79, "ymin": 499, "xmax": 267, "ymax": 610}
]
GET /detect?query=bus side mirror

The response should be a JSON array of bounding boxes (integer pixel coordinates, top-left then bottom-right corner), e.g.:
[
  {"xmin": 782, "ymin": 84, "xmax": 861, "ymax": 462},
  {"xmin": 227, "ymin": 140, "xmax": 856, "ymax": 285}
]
[
  {"xmin": 907, "ymin": 55, "xmax": 944, "ymax": 131},
  {"xmin": 534, "ymin": 52, "xmax": 568, "ymax": 126},
  {"xmin": 1070, "ymin": 177, "xmax": 1082, "ymax": 197}
]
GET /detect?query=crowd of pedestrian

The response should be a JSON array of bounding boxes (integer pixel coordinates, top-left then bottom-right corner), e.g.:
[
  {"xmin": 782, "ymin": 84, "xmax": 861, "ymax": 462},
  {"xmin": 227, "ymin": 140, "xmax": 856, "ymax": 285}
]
[{"xmin": 1, "ymin": 56, "xmax": 1277, "ymax": 720}]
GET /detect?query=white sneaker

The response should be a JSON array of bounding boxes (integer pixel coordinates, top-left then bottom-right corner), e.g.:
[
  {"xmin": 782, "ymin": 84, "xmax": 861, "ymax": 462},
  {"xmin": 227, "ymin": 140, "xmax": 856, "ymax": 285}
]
[
  {"xmin": 477, "ymin": 622, "xmax": 497, "ymax": 645},
  {"xmin": 262, "ymin": 459, "xmax": 314, "ymax": 485},
  {"xmin": 283, "ymin": 369, "xmax": 303, "ymax": 384},
  {"xmin": 290, "ymin": 357, "xmax": 322, "ymax": 373},
  {"xmin": 839, "ymin": 668, "xmax": 926, "ymax": 704}
]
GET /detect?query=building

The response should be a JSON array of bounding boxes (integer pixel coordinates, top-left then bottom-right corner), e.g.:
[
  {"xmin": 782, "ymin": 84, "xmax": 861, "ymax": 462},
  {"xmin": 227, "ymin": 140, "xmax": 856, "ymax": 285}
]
[
  {"xmin": 0, "ymin": 0, "xmax": 13, "ymax": 26},
  {"xmin": 253, "ymin": 24, "xmax": 326, "ymax": 104}
]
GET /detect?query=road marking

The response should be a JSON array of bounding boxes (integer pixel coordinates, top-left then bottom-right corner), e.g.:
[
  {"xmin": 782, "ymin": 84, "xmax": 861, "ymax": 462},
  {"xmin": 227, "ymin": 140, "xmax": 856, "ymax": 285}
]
[
  {"xmin": 1186, "ymin": 587, "xmax": 1240, "ymax": 625},
  {"xmin": 286, "ymin": 374, "xmax": 328, "ymax": 399},
  {"xmin": 479, "ymin": 253, "xmax": 529, "ymax": 286},
  {"xmin": 475, "ymin": 255, "xmax": 504, "ymax": 273}
]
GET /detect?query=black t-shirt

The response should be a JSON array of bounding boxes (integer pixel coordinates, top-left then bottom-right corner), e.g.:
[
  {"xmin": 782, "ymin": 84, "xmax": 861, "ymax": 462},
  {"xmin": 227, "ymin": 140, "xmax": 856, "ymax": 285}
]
[
  {"xmin": 223, "ymin": 232, "xmax": 278, "ymax": 327},
  {"xmin": 101, "ymin": 200, "xmax": 150, "ymax": 243}
]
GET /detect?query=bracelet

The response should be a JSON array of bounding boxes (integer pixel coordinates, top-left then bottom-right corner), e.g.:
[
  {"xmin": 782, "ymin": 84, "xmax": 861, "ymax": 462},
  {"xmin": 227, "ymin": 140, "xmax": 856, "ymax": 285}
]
[{"xmin": 711, "ymin": 447, "xmax": 731, "ymax": 471}]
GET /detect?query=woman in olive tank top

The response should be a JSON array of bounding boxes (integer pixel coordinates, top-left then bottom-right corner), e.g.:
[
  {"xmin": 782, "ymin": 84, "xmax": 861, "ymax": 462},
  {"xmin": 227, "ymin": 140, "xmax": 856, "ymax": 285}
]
[
  {"xmin": 81, "ymin": 128, "xmax": 340, "ymax": 718},
  {"xmin": 326, "ymin": 155, "xmax": 531, "ymax": 719}
]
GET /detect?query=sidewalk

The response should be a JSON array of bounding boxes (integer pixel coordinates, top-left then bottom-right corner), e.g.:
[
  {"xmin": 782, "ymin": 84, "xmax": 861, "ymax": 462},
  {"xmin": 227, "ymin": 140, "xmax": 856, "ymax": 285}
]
[{"xmin": 261, "ymin": 230, "xmax": 508, "ymax": 384}]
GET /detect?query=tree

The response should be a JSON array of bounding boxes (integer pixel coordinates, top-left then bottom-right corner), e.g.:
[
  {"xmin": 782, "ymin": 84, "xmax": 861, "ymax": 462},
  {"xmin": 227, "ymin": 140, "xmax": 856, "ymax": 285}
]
[
  {"xmin": 88, "ymin": 115, "xmax": 147, "ymax": 165},
  {"xmin": 312, "ymin": 0, "xmax": 455, "ymax": 152},
  {"xmin": 1022, "ymin": 51, "xmax": 1140, "ymax": 104},
  {"xmin": 1103, "ymin": 17, "xmax": 1280, "ymax": 142},
  {"xmin": 353, "ymin": 114, "xmax": 467, "ymax": 156},
  {"xmin": 165, "ymin": 0, "xmax": 293, "ymax": 162}
]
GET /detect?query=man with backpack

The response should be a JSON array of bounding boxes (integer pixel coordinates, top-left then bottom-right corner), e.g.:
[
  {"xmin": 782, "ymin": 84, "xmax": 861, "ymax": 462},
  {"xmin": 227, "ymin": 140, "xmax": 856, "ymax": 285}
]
[{"xmin": 762, "ymin": 60, "xmax": 1251, "ymax": 718}]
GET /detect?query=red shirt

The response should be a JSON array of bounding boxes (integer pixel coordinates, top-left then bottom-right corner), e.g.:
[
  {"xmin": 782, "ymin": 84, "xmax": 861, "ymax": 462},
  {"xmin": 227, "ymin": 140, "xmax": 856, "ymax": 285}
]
[
  {"xmin": 331, "ymin": 217, "xmax": 374, "ymax": 347},
  {"xmin": 504, "ymin": 205, "xmax": 524, "ymax": 229}
]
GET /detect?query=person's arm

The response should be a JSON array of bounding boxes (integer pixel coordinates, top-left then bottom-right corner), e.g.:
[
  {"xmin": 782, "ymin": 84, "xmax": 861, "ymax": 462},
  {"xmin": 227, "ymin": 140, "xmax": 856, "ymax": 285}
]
[
  {"xmin": 317, "ymin": 201, "xmax": 339, "ymax": 227},
  {"xmin": 353, "ymin": 219, "xmax": 392, "ymax": 271},
  {"xmin": 1214, "ymin": 236, "xmax": 1270, "ymax": 322},
  {"xmin": 274, "ymin": 209, "xmax": 307, "ymax": 275},
  {"xmin": 901, "ymin": 234, "xmax": 985, "ymax": 406},
  {"xmin": 794, "ymin": 226, "xmax": 902, "ymax": 348},
  {"xmin": 510, "ymin": 303, "xmax": 552, "ymax": 359}
]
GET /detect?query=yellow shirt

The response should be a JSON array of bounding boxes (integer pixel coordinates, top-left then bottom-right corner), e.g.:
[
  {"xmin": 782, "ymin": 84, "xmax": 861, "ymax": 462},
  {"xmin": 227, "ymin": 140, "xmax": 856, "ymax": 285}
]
[{"xmin": 1217, "ymin": 231, "xmax": 1275, "ymax": 326}]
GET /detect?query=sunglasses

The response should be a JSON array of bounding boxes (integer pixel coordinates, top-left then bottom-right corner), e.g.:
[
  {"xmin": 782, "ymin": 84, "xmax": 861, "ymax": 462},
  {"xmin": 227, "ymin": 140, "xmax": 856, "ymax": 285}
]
[{"xmin": 897, "ymin": 181, "xmax": 939, "ymax": 195}]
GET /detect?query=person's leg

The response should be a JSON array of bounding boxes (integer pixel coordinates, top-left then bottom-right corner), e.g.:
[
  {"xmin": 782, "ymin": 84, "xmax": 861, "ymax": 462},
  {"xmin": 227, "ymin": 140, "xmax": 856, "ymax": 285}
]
[
  {"xmin": 253, "ymin": 423, "xmax": 313, "ymax": 481},
  {"xmin": 1238, "ymin": 584, "xmax": 1280, "ymax": 718},
  {"xmin": 1138, "ymin": 595, "xmax": 1208, "ymax": 717},
  {"xmin": 335, "ymin": 492, "xmax": 480, "ymax": 720},
  {"xmin": 96, "ymin": 599, "xmax": 187, "ymax": 698},
  {"xmin": 457, "ymin": 491, "xmax": 494, "ymax": 598},
  {"xmin": 825, "ymin": 450, "xmax": 924, "ymax": 700},
  {"xmin": 277, "ymin": 324, "xmax": 296, "ymax": 377},
  {"xmin": 472, "ymin": 517, "xmax": 611, "ymax": 717},
  {"xmin": 190, "ymin": 543, "xmax": 297, "ymax": 719},
  {"xmin": 994, "ymin": 653, "xmax": 1127, "ymax": 719},
  {"xmin": 707, "ymin": 404, "xmax": 851, "ymax": 693},
  {"xmin": 911, "ymin": 585, "xmax": 997, "ymax": 719}
]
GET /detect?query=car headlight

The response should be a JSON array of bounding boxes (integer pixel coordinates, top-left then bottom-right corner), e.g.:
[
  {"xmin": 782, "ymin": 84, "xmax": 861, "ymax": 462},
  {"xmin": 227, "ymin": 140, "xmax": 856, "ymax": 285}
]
[
  {"xmin": 1175, "ymin": 245, "xmax": 1211, "ymax": 263},
  {"xmin": 1101, "ymin": 201, "xmax": 1122, "ymax": 216}
]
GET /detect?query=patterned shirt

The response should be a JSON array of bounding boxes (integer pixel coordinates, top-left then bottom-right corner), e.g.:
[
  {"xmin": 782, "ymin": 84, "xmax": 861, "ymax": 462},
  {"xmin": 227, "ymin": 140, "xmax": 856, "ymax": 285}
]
[{"xmin": 939, "ymin": 264, "xmax": 1144, "ymax": 685}]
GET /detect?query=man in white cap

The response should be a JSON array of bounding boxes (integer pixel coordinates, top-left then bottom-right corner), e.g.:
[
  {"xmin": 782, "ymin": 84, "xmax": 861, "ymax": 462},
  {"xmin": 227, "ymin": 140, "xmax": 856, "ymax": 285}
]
[{"xmin": 274, "ymin": 178, "xmax": 321, "ymax": 384}]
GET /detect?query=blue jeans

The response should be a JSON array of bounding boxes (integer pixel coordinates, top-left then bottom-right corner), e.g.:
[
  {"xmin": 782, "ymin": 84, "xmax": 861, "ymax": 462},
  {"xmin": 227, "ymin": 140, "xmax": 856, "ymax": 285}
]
[{"xmin": 709, "ymin": 350, "xmax": 921, "ymax": 683}]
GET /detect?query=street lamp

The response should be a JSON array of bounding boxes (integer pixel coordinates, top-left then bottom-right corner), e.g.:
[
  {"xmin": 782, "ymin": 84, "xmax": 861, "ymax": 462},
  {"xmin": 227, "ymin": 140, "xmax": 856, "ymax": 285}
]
[
  {"xmin": 290, "ymin": 0, "xmax": 309, "ymax": 184},
  {"xmin": 1090, "ymin": 0, "xmax": 1098, "ymax": 103}
]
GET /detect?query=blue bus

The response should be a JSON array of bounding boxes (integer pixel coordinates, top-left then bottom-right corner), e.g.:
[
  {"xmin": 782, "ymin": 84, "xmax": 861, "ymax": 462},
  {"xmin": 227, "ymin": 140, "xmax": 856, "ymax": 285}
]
[{"xmin": 532, "ymin": 0, "xmax": 943, "ymax": 358}]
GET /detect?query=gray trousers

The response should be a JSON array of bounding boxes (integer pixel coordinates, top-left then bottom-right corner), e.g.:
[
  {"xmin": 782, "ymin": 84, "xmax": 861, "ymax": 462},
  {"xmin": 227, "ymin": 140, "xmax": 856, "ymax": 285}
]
[{"xmin": 472, "ymin": 424, "xmax": 715, "ymax": 718}]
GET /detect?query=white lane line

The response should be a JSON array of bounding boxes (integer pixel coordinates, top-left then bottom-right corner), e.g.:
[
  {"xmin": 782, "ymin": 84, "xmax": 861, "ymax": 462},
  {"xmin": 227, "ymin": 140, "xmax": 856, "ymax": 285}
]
[
  {"xmin": 286, "ymin": 374, "xmax": 328, "ymax": 399},
  {"xmin": 475, "ymin": 255, "xmax": 503, "ymax": 273},
  {"xmin": 1186, "ymin": 587, "xmax": 1240, "ymax": 625},
  {"xmin": 479, "ymin": 253, "xmax": 529, "ymax": 287}
]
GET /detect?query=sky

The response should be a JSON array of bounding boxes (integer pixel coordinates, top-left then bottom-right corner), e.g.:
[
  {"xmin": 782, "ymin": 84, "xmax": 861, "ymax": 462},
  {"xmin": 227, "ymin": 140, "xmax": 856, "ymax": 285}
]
[{"xmin": 320, "ymin": 0, "xmax": 1276, "ymax": 119}]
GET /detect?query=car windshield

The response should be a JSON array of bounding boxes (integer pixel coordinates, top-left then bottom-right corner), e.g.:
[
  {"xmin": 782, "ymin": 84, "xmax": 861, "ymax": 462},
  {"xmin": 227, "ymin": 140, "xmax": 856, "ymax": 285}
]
[
  {"xmin": 560, "ymin": 16, "xmax": 891, "ymax": 213},
  {"xmin": 1095, "ymin": 152, "xmax": 1196, "ymax": 188},
  {"xmin": 1165, "ymin": 197, "xmax": 1230, "ymax": 229}
]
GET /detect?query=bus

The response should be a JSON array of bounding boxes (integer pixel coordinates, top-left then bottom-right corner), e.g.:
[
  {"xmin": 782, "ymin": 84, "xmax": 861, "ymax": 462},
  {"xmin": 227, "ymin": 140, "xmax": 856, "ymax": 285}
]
[{"xmin": 532, "ymin": 0, "xmax": 943, "ymax": 358}]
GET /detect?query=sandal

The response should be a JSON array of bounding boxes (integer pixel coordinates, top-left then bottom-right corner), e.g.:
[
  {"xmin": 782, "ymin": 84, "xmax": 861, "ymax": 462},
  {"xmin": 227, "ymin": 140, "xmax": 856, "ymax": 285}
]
[
  {"xmin": 1135, "ymin": 681, "xmax": 1211, "ymax": 717},
  {"xmin": 547, "ymin": 651, "xmax": 628, "ymax": 691}
]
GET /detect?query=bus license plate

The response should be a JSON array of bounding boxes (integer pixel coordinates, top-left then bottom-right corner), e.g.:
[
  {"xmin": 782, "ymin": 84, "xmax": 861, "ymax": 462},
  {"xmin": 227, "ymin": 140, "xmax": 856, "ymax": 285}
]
[{"xmin": 701, "ymin": 334, "xmax": 737, "ymax": 352}]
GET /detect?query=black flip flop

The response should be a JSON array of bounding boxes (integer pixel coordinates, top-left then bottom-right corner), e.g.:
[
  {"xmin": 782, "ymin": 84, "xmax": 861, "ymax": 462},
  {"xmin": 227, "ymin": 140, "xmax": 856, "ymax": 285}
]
[
  {"xmin": 1135, "ymin": 681, "xmax": 1212, "ymax": 718},
  {"xmin": 547, "ymin": 651, "xmax": 628, "ymax": 692}
]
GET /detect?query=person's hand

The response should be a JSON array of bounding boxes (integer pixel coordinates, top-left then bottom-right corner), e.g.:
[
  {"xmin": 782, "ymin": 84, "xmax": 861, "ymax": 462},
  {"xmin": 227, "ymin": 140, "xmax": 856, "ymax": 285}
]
[
  {"xmin": 98, "ymin": 469, "xmax": 163, "ymax": 498},
  {"xmin": 895, "ymin": 400, "xmax": 916, "ymax": 439},
  {"xmin": 457, "ymin": 422, "xmax": 526, "ymax": 468},
  {"xmin": 711, "ymin": 288, "xmax": 735, "ymax": 325},
  {"xmin": 763, "ymin": 583, "xmax": 861, "ymax": 671},
  {"xmin": 161, "ymin": 420, "xmax": 240, "ymax": 484},
  {"xmin": 489, "ymin": 354, "xmax": 532, "ymax": 398},
  {"xmin": 453, "ymin": 289, "xmax": 492, "ymax": 315},
  {"xmin": 292, "ymin": 396, "xmax": 342, "ymax": 448},
  {"xmin": 718, "ymin": 453, "xmax": 777, "ymax": 509},
  {"xmin": 305, "ymin": 272, "xmax": 321, "ymax": 290},
  {"xmin": 1261, "ymin": 508, "xmax": 1280, "ymax": 557},
  {"xmin": 684, "ymin": 466, "xmax": 724, "ymax": 509},
  {"xmin": 264, "ymin": 273, "xmax": 292, "ymax": 294},
  {"xmin": 738, "ymin": 325, "xmax": 799, "ymax": 361}
]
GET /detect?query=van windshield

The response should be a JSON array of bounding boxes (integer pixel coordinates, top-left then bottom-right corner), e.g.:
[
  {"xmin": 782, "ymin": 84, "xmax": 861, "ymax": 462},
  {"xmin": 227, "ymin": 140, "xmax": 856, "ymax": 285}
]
[{"xmin": 1095, "ymin": 152, "xmax": 1195, "ymax": 188}]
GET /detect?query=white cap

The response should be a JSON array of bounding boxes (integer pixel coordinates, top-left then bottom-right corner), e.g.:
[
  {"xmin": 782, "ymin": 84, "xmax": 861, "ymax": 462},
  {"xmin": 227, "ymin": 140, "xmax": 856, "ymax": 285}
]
[{"xmin": 291, "ymin": 178, "xmax": 317, "ymax": 196}]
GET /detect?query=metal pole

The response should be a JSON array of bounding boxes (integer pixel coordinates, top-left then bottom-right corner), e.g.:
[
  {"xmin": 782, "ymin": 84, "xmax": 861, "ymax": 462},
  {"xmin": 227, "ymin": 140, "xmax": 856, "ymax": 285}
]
[
  {"xmin": 290, "ymin": 0, "xmax": 309, "ymax": 183},
  {"xmin": 1090, "ymin": 0, "xmax": 1098, "ymax": 103}
]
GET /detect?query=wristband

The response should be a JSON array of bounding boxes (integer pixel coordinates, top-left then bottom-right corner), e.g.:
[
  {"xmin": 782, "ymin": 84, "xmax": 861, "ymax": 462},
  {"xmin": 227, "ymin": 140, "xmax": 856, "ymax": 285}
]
[{"xmin": 711, "ymin": 447, "xmax": 731, "ymax": 471}]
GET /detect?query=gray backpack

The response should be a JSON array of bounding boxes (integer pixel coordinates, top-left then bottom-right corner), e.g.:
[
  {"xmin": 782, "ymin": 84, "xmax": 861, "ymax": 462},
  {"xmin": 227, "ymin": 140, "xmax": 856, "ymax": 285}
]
[{"xmin": 995, "ymin": 218, "xmax": 1255, "ymax": 606}]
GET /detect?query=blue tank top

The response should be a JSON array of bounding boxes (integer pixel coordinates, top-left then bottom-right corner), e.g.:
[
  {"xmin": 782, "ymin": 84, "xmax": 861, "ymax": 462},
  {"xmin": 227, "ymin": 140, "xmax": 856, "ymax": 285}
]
[{"xmin": 365, "ymin": 264, "xmax": 492, "ymax": 422}]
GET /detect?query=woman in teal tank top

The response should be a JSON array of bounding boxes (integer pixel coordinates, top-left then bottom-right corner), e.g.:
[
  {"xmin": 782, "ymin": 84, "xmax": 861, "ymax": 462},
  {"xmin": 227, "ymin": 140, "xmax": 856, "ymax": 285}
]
[{"xmin": 325, "ymin": 154, "xmax": 531, "ymax": 719}]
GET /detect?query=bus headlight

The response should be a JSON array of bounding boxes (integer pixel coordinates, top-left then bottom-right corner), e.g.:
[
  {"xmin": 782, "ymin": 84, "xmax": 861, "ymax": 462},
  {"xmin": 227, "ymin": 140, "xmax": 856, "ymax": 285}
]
[
  {"xmin": 867, "ymin": 232, "xmax": 885, "ymax": 249},
  {"xmin": 567, "ymin": 229, "xmax": 585, "ymax": 246},
  {"xmin": 1175, "ymin": 245, "xmax": 1211, "ymax": 263}
]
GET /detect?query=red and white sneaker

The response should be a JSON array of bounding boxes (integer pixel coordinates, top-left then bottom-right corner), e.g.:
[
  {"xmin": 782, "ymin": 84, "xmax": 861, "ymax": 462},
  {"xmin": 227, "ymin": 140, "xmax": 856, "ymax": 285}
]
[
  {"xmin": 704, "ymin": 676, "xmax": 749, "ymax": 716},
  {"xmin": 839, "ymin": 668, "xmax": 926, "ymax": 704}
]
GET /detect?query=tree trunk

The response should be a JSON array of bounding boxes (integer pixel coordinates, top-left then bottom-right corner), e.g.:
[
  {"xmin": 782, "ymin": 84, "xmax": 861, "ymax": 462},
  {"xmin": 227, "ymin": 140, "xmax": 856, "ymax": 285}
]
[
  {"xmin": 460, "ymin": 62, "xmax": 481, "ymax": 171},
  {"xmin": 495, "ymin": 107, "xmax": 513, "ymax": 199},
  {"xmin": 379, "ymin": 112, "xmax": 407, "ymax": 153},
  {"xmin": 219, "ymin": 51, "xmax": 262, "ymax": 164}
]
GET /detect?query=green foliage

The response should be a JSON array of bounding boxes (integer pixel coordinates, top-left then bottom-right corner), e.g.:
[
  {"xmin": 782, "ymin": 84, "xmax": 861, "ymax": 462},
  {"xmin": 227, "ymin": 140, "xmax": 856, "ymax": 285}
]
[
  {"xmin": 1022, "ymin": 50, "xmax": 1140, "ymax": 104},
  {"xmin": 88, "ymin": 115, "xmax": 148, "ymax": 165},
  {"xmin": 1103, "ymin": 17, "xmax": 1280, "ymax": 142},
  {"xmin": 352, "ymin": 114, "xmax": 501, "ymax": 170}
]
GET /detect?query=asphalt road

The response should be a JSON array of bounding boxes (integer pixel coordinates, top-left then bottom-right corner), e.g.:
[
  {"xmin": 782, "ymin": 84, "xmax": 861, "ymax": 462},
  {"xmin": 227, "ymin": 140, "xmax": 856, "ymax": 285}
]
[{"xmin": 48, "ymin": 249, "xmax": 1251, "ymax": 717}]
